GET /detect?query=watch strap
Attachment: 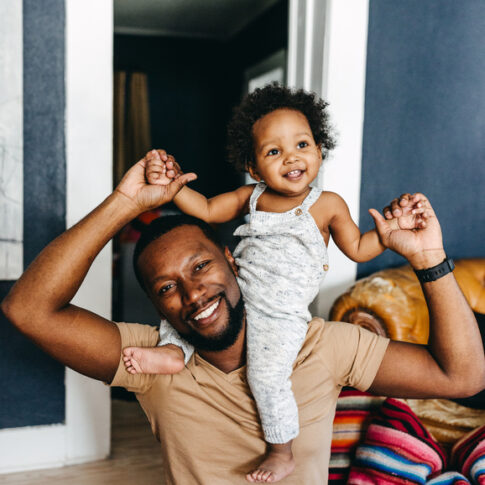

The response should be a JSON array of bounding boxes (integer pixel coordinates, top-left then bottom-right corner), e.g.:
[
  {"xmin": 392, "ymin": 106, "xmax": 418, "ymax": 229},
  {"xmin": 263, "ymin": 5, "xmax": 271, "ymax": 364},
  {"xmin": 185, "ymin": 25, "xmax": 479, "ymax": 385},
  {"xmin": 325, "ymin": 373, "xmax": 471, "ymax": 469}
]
[{"xmin": 414, "ymin": 257, "xmax": 455, "ymax": 283}]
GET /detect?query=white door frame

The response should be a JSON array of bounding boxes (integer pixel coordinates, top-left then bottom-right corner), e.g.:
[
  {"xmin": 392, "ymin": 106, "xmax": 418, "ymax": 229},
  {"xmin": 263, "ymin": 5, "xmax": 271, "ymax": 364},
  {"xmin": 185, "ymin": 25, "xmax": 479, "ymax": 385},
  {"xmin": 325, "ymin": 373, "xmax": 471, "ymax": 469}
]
[
  {"xmin": 288, "ymin": 0, "xmax": 370, "ymax": 319},
  {"xmin": 65, "ymin": 0, "xmax": 113, "ymax": 466}
]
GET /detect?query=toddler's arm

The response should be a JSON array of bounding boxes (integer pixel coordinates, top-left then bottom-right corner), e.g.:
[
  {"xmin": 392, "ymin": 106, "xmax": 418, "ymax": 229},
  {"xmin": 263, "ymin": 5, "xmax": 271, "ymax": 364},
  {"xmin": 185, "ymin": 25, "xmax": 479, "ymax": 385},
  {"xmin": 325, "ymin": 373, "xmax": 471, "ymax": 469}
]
[
  {"xmin": 324, "ymin": 192, "xmax": 422, "ymax": 263},
  {"xmin": 146, "ymin": 149, "xmax": 253, "ymax": 223}
]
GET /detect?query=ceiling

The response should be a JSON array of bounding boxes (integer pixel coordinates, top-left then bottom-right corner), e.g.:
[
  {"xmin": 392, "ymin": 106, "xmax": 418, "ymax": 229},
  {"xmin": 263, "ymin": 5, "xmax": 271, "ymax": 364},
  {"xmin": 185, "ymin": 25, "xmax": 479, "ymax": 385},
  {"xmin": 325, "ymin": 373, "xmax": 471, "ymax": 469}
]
[{"xmin": 114, "ymin": 0, "xmax": 282, "ymax": 40}]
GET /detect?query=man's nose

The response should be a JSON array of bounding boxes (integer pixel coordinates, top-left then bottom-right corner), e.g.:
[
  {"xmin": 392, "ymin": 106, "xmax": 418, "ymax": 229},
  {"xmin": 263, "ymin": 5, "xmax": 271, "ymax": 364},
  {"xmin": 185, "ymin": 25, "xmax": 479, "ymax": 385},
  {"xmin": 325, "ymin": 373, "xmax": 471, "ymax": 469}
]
[{"xmin": 181, "ymin": 278, "xmax": 206, "ymax": 306}]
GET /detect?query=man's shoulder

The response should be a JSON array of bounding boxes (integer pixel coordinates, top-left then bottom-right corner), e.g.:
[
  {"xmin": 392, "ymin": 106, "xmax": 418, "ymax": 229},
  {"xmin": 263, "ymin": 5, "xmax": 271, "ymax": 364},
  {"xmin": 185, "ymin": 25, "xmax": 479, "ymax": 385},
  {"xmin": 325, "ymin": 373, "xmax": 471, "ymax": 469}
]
[
  {"xmin": 301, "ymin": 317, "xmax": 385, "ymax": 367},
  {"xmin": 116, "ymin": 321, "xmax": 160, "ymax": 348},
  {"xmin": 306, "ymin": 316, "xmax": 388, "ymax": 346},
  {"xmin": 302, "ymin": 317, "xmax": 390, "ymax": 391},
  {"xmin": 303, "ymin": 317, "xmax": 356, "ymax": 349}
]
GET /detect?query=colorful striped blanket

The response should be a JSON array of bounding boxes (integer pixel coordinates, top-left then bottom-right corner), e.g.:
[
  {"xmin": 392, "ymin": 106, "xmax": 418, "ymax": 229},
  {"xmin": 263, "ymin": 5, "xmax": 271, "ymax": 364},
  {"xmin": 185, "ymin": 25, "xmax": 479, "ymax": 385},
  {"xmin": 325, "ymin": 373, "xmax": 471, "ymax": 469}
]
[
  {"xmin": 332, "ymin": 394, "xmax": 485, "ymax": 484},
  {"xmin": 348, "ymin": 398, "xmax": 446, "ymax": 484},
  {"xmin": 329, "ymin": 389, "xmax": 385, "ymax": 484}
]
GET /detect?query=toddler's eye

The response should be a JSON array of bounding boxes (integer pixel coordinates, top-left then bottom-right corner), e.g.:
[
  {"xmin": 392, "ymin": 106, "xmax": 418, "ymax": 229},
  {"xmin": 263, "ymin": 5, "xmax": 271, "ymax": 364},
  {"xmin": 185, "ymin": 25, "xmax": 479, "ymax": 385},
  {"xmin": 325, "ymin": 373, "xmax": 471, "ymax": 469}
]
[
  {"xmin": 297, "ymin": 141, "xmax": 308, "ymax": 149},
  {"xmin": 267, "ymin": 148, "xmax": 279, "ymax": 156}
]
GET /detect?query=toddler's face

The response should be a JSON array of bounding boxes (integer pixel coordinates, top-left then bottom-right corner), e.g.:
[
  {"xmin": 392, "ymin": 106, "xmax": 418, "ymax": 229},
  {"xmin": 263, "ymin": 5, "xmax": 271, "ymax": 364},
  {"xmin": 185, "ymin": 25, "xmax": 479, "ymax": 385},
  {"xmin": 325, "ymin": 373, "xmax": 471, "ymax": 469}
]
[{"xmin": 249, "ymin": 108, "xmax": 322, "ymax": 197}]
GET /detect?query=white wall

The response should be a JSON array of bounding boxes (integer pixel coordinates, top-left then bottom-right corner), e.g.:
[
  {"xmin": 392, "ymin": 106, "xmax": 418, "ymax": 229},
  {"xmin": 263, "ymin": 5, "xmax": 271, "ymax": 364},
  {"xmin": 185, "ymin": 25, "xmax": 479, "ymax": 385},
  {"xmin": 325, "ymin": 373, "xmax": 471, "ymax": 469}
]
[{"xmin": 288, "ymin": 0, "xmax": 369, "ymax": 319}]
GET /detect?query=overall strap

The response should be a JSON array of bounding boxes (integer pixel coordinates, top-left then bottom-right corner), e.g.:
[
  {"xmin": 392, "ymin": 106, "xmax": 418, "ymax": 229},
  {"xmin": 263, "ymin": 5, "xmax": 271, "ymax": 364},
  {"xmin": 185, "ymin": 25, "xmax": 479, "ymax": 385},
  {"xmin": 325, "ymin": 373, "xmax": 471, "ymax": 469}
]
[
  {"xmin": 300, "ymin": 185, "xmax": 323, "ymax": 212},
  {"xmin": 248, "ymin": 182, "xmax": 267, "ymax": 212}
]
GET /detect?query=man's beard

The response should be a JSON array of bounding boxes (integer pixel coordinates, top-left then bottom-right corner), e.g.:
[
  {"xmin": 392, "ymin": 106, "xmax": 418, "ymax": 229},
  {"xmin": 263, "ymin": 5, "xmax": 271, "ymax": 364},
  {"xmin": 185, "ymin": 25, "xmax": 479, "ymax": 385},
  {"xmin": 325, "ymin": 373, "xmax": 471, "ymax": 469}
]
[{"xmin": 180, "ymin": 294, "xmax": 245, "ymax": 352}]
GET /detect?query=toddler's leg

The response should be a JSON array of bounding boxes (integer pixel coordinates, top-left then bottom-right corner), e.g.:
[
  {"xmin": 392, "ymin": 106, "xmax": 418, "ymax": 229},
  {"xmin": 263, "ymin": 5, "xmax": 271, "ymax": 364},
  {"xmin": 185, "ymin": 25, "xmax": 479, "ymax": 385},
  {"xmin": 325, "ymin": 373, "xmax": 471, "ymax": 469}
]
[
  {"xmin": 245, "ymin": 311, "xmax": 306, "ymax": 483},
  {"xmin": 123, "ymin": 318, "xmax": 194, "ymax": 375}
]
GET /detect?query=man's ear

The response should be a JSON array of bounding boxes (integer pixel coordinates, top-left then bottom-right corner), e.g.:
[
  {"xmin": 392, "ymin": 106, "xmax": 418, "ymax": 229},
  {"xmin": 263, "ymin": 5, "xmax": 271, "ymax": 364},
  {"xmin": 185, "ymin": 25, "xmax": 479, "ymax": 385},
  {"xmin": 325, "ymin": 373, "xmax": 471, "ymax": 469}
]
[
  {"xmin": 224, "ymin": 246, "xmax": 238, "ymax": 276},
  {"xmin": 248, "ymin": 164, "xmax": 261, "ymax": 182}
]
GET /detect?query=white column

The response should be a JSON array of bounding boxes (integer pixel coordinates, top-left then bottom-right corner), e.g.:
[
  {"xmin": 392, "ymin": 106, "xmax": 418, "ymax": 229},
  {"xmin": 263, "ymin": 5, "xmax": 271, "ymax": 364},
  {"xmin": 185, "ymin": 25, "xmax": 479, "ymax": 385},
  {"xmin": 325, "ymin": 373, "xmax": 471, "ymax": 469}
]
[
  {"xmin": 65, "ymin": 0, "xmax": 113, "ymax": 465},
  {"xmin": 287, "ymin": 0, "xmax": 370, "ymax": 319}
]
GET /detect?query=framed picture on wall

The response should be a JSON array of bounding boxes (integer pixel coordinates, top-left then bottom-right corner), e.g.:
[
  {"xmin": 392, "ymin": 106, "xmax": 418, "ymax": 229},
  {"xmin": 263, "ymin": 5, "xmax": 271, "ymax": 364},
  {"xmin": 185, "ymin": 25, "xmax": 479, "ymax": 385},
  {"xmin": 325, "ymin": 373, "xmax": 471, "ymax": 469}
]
[
  {"xmin": 0, "ymin": 1, "xmax": 23, "ymax": 280},
  {"xmin": 244, "ymin": 48, "xmax": 286, "ymax": 94}
]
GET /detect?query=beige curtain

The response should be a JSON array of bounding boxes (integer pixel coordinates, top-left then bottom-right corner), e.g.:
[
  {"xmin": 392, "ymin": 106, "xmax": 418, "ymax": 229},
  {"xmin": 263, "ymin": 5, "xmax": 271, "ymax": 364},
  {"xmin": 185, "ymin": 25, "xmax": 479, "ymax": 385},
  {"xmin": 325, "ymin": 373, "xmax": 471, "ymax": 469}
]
[{"xmin": 113, "ymin": 71, "xmax": 152, "ymax": 186}]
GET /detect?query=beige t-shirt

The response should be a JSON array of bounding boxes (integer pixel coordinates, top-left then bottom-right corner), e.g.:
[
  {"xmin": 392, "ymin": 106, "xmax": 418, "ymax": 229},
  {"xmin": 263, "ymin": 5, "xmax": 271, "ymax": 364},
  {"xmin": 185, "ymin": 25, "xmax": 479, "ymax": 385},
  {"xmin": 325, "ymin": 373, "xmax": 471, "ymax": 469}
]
[{"xmin": 111, "ymin": 318, "xmax": 389, "ymax": 485}]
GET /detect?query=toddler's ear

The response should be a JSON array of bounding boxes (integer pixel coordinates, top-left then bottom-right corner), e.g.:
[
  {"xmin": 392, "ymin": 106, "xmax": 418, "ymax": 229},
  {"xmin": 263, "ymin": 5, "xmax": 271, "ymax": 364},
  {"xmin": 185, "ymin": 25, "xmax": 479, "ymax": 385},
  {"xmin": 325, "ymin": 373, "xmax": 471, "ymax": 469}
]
[
  {"xmin": 247, "ymin": 164, "xmax": 261, "ymax": 182},
  {"xmin": 317, "ymin": 144, "xmax": 324, "ymax": 160}
]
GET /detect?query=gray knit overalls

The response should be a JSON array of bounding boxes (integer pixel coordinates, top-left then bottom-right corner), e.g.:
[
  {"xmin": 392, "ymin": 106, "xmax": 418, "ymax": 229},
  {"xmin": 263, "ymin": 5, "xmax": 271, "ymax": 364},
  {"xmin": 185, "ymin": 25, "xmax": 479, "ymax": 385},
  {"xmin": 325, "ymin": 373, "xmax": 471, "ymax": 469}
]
[{"xmin": 158, "ymin": 182, "xmax": 329, "ymax": 443}]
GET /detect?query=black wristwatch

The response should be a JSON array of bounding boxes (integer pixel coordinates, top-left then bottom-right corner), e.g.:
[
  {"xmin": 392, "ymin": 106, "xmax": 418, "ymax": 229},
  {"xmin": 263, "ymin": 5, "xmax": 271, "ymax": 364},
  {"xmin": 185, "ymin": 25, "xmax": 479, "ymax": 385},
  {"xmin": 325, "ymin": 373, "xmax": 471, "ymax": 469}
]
[{"xmin": 414, "ymin": 257, "xmax": 455, "ymax": 283}]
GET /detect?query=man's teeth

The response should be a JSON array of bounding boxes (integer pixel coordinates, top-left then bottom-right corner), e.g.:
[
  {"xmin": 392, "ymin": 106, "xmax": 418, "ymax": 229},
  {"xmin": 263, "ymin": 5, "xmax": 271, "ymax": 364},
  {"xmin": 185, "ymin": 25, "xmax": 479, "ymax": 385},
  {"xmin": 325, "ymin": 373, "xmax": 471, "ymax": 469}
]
[{"xmin": 194, "ymin": 300, "xmax": 220, "ymax": 321}]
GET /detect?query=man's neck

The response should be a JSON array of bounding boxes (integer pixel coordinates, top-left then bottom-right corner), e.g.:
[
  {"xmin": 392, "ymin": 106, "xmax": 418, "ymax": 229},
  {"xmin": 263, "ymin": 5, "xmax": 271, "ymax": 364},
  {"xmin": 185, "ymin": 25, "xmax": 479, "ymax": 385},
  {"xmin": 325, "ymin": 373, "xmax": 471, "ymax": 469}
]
[{"xmin": 197, "ymin": 321, "xmax": 247, "ymax": 373}]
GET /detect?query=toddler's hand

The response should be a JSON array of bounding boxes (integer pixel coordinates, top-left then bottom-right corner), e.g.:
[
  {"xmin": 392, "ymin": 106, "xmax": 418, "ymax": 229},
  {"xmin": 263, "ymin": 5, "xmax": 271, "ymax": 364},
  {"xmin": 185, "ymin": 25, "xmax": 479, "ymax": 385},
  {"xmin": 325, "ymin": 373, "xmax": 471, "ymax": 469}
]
[
  {"xmin": 384, "ymin": 193, "xmax": 428, "ymax": 231},
  {"xmin": 145, "ymin": 149, "xmax": 195, "ymax": 186}
]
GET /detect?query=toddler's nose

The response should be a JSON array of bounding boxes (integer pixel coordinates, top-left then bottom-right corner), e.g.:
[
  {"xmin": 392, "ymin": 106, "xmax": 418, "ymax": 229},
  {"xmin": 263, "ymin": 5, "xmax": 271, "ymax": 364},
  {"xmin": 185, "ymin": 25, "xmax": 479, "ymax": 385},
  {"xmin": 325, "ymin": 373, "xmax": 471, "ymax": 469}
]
[{"xmin": 284, "ymin": 152, "xmax": 298, "ymax": 164}]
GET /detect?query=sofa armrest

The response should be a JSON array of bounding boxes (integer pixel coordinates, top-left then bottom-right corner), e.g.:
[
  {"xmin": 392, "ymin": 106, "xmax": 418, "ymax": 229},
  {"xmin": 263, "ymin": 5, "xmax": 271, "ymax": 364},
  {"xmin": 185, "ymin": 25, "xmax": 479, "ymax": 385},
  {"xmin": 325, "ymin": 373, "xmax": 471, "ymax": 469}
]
[{"xmin": 329, "ymin": 258, "xmax": 485, "ymax": 344}]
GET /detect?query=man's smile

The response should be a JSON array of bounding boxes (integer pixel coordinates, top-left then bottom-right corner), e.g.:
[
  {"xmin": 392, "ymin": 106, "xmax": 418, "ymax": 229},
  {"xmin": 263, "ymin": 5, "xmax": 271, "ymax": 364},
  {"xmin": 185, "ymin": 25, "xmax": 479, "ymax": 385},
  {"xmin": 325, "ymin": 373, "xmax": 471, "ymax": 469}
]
[{"xmin": 190, "ymin": 297, "xmax": 222, "ymax": 328}]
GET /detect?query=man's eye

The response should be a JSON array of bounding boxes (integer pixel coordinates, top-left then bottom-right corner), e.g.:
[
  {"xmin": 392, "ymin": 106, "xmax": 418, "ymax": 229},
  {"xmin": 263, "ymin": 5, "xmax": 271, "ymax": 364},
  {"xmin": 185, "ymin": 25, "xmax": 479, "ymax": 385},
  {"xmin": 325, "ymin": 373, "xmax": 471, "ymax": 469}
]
[
  {"xmin": 159, "ymin": 283, "xmax": 174, "ymax": 295},
  {"xmin": 195, "ymin": 261, "xmax": 209, "ymax": 271},
  {"xmin": 267, "ymin": 149, "xmax": 279, "ymax": 156},
  {"xmin": 297, "ymin": 141, "xmax": 308, "ymax": 149}
]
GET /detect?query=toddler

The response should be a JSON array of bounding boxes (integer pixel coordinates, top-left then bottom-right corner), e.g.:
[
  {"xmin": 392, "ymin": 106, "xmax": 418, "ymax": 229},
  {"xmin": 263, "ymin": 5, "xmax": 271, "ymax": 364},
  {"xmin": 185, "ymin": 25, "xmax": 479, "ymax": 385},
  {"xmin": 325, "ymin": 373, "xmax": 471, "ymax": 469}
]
[{"xmin": 123, "ymin": 84, "xmax": 417, "ymax": 483}]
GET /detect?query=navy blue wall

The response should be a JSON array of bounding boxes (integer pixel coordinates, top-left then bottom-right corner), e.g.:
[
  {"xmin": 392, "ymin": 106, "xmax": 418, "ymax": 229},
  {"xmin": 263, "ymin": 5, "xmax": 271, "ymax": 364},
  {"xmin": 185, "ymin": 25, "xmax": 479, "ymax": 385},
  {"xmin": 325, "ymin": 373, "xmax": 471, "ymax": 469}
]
[
  {"xmin": 358, "ymin": 0, "xmax": 485, "ymax": 276},
  {"xmin": 0, "ymin": 0, "xmax": 66, "ymax": 429}
]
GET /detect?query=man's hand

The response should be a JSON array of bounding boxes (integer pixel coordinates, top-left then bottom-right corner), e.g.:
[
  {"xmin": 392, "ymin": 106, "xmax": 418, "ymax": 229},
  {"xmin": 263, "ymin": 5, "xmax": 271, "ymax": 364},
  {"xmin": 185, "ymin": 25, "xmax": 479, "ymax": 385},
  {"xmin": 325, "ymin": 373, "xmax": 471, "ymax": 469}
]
[
  {"xmin": 116, "ymin": 150, "xmax": 197, "ymax": 214},
  {"xmin": 369, "ymin": 193, "xmax": 445, "ymax": 269}
]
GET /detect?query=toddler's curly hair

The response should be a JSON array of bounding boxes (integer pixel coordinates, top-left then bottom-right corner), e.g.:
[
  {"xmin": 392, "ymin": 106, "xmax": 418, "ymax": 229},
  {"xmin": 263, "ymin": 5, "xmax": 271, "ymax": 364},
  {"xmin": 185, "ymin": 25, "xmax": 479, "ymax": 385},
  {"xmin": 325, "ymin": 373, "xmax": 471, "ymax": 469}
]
[{"xmin": 226, "ymin": 83, "xmax": 336, "ymax": 172}]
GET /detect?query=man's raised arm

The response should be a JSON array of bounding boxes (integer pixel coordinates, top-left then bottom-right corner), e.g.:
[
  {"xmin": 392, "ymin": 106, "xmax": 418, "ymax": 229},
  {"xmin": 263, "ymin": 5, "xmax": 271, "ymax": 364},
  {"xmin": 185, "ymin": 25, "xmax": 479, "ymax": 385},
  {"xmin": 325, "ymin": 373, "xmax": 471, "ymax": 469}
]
[
  {"xmin": 367, "ymin": 194, "xmax": 485, "ymax": 398},
  {"xmin": 1, "ymin": 157, "xmax": 195, "ymax": 382}
]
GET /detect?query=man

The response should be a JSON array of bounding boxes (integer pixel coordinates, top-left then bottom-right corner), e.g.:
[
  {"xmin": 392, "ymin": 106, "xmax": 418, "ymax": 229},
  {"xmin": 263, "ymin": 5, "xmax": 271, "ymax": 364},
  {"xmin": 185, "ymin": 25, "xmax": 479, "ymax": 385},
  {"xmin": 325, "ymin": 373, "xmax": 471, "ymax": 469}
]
[{"xmin": 2, "ymin": 156, "xmax": 484, "ymax": 484}]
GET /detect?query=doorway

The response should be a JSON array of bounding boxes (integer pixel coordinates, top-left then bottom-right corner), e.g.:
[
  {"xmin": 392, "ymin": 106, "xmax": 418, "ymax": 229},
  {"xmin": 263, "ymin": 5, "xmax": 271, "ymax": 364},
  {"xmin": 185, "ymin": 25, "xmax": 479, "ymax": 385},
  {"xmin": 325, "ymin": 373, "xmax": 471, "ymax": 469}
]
[{"xmin": 111, "ymin": 0, "xmax": 289, "ymax": 398}]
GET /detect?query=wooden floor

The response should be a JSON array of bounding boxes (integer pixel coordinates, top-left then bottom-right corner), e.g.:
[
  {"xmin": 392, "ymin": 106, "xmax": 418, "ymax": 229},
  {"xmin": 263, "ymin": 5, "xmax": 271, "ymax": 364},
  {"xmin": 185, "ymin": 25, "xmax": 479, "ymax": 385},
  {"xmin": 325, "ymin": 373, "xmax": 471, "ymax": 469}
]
[{"xmin": 1, "ymin": 400, "xmax": 165, "ymax": 485}]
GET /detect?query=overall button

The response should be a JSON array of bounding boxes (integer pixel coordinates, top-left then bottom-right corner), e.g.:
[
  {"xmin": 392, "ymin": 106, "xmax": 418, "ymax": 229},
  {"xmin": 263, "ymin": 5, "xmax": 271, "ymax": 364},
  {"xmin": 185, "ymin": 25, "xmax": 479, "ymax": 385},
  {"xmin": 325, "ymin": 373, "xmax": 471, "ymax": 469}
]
[{"xmin": 295, "ymin": 208, "xmax": 303, "ymax": 216}]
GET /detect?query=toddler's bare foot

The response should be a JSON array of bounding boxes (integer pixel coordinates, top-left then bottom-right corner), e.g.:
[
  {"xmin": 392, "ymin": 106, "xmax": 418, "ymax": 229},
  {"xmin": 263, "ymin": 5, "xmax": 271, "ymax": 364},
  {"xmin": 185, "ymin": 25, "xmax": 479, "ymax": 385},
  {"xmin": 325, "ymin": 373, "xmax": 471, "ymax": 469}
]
[
  {"xmin": 123, "ymin": 345, "xmax": 185, "ymax": 375},
  {"xmin": 246, "ymin": 443, "xmax": 295, "ymax": 483}
]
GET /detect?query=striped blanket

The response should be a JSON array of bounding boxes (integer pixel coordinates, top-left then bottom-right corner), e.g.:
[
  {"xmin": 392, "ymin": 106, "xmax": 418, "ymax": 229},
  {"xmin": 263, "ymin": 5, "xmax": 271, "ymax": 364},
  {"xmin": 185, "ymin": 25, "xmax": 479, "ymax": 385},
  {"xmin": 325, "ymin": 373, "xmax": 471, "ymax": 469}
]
[
  {"xmin": 329, "ymin": 389, "xmax": 385, "ymax": 484},
  {"xmin": 452, "ymin": 424, "xmax": 485, "ymax": 484},
  {"xmin": 347, "ymin": 398, "xmax": 447, "ymax": 484},
  {"xmin": 427, "ymin": 471, "xmax": 470, "ymax": 484},
  {"xmin": 345, "ymin": 398, "xmax": 485, "ymax": 484}
]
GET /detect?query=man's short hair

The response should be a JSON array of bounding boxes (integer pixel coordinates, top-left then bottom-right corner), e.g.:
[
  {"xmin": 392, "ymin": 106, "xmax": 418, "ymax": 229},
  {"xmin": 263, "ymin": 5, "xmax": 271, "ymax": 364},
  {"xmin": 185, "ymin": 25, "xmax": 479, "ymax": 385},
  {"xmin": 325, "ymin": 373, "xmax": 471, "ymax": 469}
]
[{"xmin": 133, "ymin": 214, "xmax": 224, "ymax": 292}]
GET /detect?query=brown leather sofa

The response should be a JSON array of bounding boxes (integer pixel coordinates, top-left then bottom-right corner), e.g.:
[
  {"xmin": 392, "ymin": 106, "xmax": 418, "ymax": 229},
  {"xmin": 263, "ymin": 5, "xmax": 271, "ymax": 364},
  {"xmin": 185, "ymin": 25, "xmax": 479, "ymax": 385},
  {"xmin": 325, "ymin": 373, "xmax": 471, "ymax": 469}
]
[
  {"xmin": 330, "ymin": 258, "xmax": 485, "ymax": 343},
  {"xmin": 329, "ymin": 258, "xmax": 485, "ymax": 449}
]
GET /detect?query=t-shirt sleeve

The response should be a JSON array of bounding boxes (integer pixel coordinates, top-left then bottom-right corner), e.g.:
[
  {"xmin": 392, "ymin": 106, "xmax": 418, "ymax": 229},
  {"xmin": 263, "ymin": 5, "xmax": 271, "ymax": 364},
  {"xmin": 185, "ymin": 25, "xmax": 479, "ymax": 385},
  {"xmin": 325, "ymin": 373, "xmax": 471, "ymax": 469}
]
[
  {"xmin": 110, "ymin": 322, "xmax": 160, "ymax": 393},
  {"xmin": 319, "ymin": 321, "xmax": 390, "ymax": 391}
]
